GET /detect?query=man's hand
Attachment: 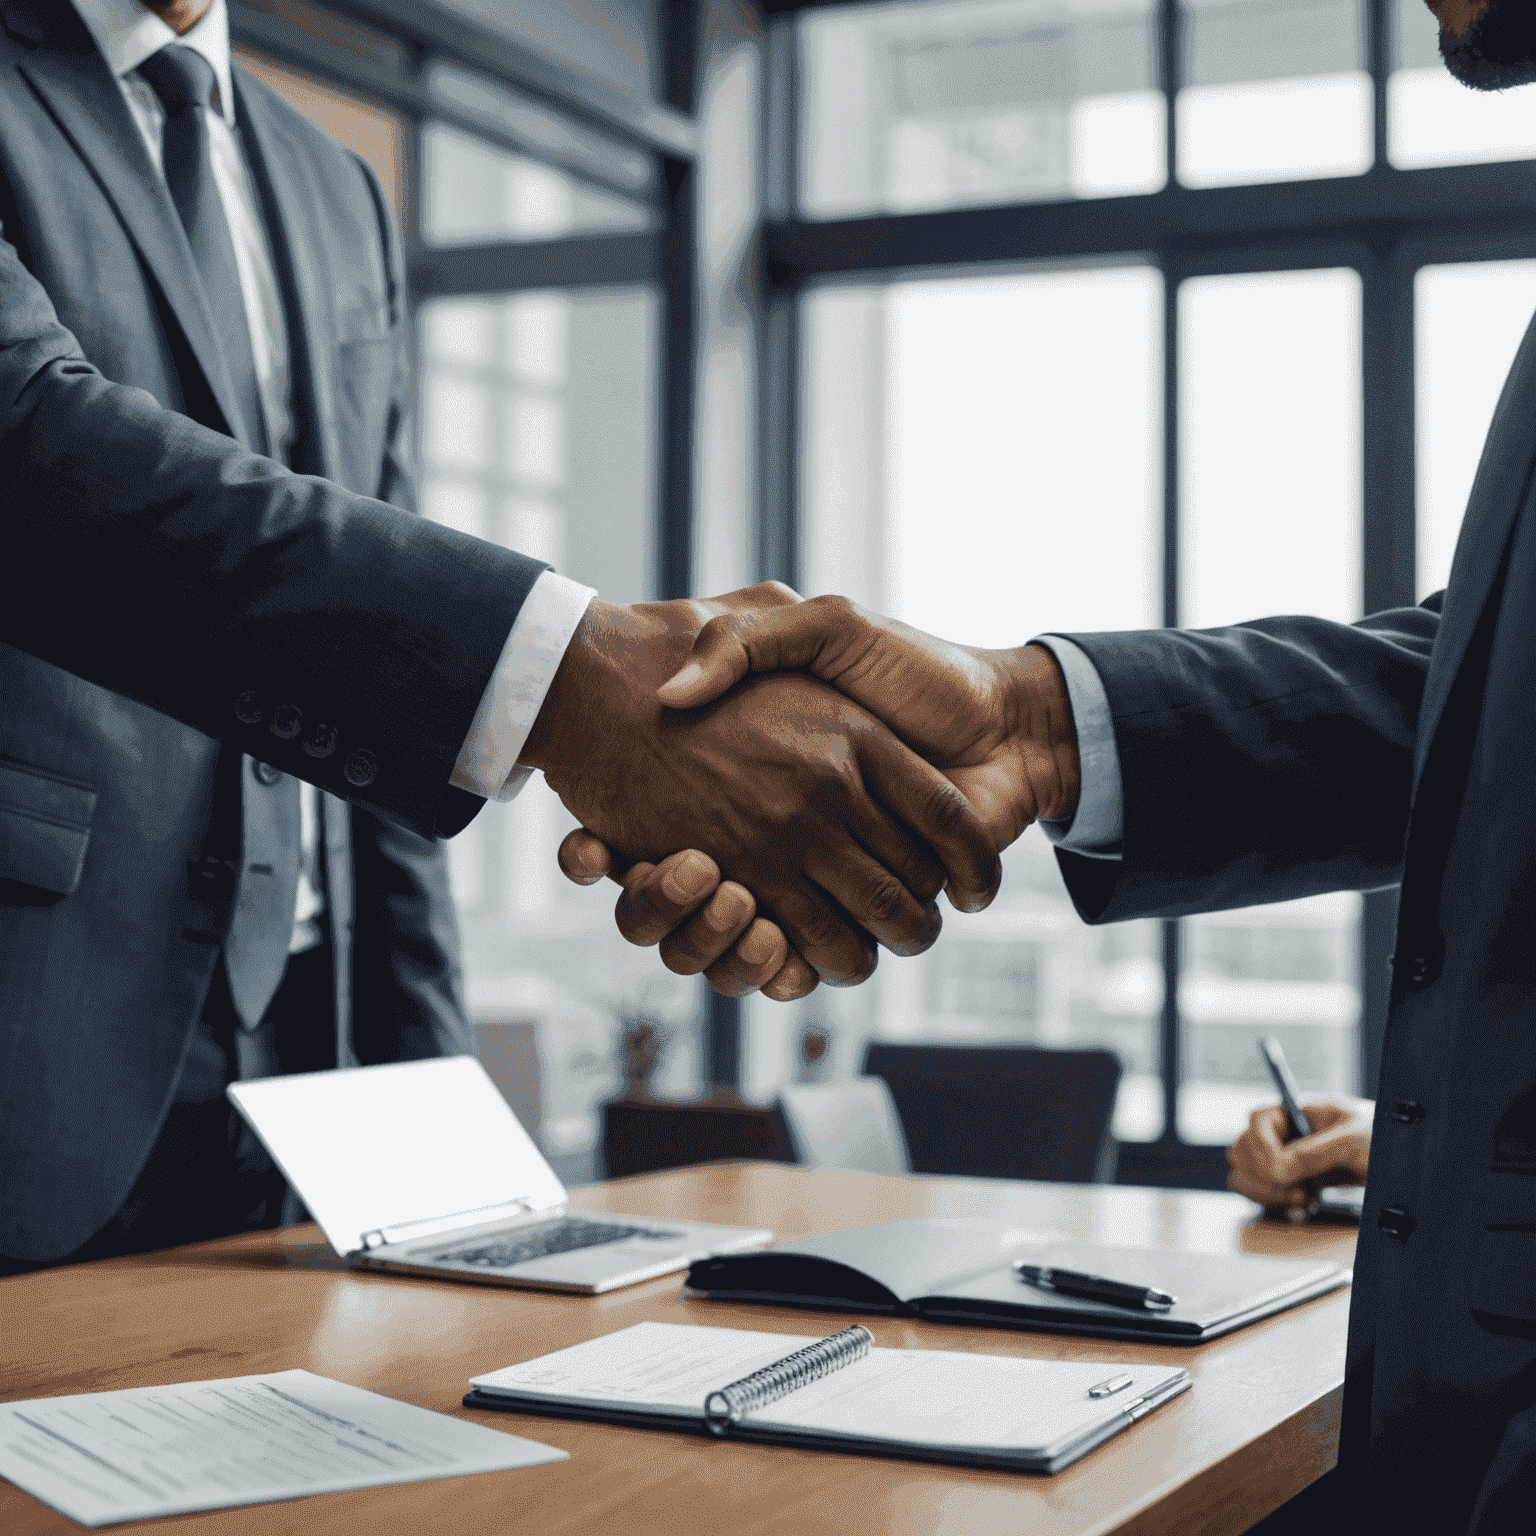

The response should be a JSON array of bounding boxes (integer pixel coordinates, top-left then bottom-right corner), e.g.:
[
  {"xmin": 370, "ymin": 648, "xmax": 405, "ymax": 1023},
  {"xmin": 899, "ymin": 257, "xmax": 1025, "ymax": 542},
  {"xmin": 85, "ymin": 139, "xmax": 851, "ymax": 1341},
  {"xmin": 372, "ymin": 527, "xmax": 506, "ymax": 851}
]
[
  {"xmin": 555, "ymin": 596, "xmax": 1082, "ymax": 997},
  {"xmin": 523, "ymin": 593, "xmax": 1003, "ymax": 986},
  {"xmin": 657, "ymin": 596, "xmax": 1081, "ymax": 850},
  {"xmin": 1226, "ymin": 1097, "xmax": 1374, "ymax": 1214},
  {"xmin": 559, "ymin": 834, "xmax": 819, "ymax": 1000}
]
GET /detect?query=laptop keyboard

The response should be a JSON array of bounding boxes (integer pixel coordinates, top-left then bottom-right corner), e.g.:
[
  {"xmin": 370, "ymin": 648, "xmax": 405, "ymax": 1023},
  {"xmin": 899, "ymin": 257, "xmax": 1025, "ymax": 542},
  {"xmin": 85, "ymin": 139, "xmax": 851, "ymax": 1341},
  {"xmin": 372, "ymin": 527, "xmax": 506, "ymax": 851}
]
[{"xmin": 433, "ymin": 1216, "xmax": 686, "ymax": 1269}]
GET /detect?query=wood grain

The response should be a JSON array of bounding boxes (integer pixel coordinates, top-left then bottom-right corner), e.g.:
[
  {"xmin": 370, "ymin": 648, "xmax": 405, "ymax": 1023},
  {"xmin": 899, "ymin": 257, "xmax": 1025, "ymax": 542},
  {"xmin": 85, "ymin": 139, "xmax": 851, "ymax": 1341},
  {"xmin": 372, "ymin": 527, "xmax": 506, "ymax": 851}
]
[{"xmin": 0, "ymin": 1164, "xmax": 1357, "ymax": 1535}]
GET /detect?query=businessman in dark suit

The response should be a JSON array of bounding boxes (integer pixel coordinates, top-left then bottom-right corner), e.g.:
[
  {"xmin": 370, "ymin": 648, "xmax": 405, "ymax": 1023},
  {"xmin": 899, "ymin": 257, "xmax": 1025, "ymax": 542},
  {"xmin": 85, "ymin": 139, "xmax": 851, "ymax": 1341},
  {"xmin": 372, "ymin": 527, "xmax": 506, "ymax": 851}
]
[
  {"xmin": 0, "ymin": 0, "xmax": 1002, "ymax": 1270},
  {"xmin": 565, "ymin": 2, "xmax": 1536, "ymax": 1526}
]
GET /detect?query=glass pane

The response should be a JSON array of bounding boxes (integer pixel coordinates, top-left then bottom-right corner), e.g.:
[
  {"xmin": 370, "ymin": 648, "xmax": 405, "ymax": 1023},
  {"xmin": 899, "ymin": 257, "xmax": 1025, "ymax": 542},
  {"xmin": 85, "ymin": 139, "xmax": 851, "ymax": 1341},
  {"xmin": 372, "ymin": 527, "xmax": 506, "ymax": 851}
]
[
  {"xmin": 1389, "ymin": 0, "xmax": 1536, "ymax": 169},
  {"xmin": 799, "ymin": 0, "xmax": 1165, "ymax": 221},
  {"xmin": 1180, "ymin": 268, "xmax": 1362, "ymax": 629},
  {"xmin": 1416, "ymin": 260, "xmax": 1536, "ymax": 596},
  {"xmin": 1179, "ymin": 267, "xmax": 1363, "ymax": 1144},
  {"xmin": 418, "ymin": 287, "xmax": 693, "ymax": 1181},
  {"xmin": 793, "ymin": 264, "xmax": 1165, "ymax": 1141},
  {"xmin": 1177, "ymin": 0, "xmax": 1370, "ymax": 188},
  {"xmin": 421, "ymin": 123, "xmax": 655, "ymax": 247},
  {"xmin": 1179, "ymin": 892, "xmax": 1361, "ymax": 1143}
]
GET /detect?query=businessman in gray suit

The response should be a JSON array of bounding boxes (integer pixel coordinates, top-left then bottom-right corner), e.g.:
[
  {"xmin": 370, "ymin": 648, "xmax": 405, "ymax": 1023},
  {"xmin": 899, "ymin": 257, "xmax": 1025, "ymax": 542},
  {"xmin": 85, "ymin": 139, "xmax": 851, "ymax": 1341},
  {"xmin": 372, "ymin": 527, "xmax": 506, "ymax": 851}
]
[
  {"xmin": 568, "ymin": 1, "xmax": 1536, "ymax": 1527},
  {"xmin": 0, "ymin": 0, "xmax": 1002, "ymax": 1270}
]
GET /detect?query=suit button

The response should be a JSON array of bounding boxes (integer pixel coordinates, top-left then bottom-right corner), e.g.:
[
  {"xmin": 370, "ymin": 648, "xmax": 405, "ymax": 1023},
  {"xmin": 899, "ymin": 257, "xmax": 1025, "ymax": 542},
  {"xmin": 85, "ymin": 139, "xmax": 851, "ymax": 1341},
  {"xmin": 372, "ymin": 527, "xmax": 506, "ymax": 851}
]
[
  {"xmin": 235, "ymin": 690, "xmax": 263, "ymax": 724},
  {"xmin": 1389, "ymin": 1100, "xmax": 1425, "ymax": 1124},
  {"xmin": 1378, "ymin": 1205, "xmax": 1415, "ymax": 1241},
  {"xmin": 270, "ymin": 704, "xmax": 303, "ymax": 740},
  {"xmin": 1392, "ymin": 941, "xmax": 1443, "ymax": 990},
  {"xmin": 303, "ymin": 724, "xmax": 339, "ymax": 759},
  {"xmin": 343, "ymin": 749, "xmax": 377, "ymax": 788},
  {"xmin": 252, "ymin": 760, "xmax": 284, "ymax": 787}
]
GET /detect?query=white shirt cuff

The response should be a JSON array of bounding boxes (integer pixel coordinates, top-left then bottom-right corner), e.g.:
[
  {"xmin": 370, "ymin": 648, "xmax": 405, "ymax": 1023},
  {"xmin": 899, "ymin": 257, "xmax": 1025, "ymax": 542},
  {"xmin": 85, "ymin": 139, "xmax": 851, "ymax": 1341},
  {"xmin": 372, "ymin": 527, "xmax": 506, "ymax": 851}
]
[
  {"xmin": 450, "ymin": 570, "xmax": 596, "ymax": 802},
  {"xmin": 1029, "ymin": 635, "xmax": 1124, "ymax": 860}
]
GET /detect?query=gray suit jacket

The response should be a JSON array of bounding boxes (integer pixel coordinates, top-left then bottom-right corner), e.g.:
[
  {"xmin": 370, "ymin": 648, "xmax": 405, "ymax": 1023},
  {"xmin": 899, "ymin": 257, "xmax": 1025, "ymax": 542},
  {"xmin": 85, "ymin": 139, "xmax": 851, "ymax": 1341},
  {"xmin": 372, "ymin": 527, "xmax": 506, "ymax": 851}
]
[
  {"xmin": 1054, "ymin": 305, "xmax": 1536, "ymax": 1531},
  {"xmin": 0, "ymin": 3, "xmax": 504, "ymax": 1263}
]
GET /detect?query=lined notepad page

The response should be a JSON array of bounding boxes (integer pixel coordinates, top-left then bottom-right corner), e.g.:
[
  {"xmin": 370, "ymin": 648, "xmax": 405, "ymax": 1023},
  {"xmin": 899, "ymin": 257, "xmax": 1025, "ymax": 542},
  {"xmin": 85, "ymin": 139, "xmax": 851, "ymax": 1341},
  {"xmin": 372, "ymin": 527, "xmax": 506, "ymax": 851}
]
[{"xmin": 473, "ymin": 1322, "xmax": 1184, "ymax": 1456}]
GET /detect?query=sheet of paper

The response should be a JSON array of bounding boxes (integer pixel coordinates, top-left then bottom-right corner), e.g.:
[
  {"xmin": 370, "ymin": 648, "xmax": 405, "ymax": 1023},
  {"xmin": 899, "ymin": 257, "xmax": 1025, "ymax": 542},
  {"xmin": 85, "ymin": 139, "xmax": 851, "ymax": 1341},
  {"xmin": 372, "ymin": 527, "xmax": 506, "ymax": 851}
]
[
  {"xmin": 0, "ymin": 1369, "xmax": 566, "ymax": 1528},
  {"xmin": 472, "ymin": 1321, "xmax": 1188, "ymax": 1458},
  {"xmin": 474, "ymin": 1321, "xmax": 822, "ymax": 1416}
]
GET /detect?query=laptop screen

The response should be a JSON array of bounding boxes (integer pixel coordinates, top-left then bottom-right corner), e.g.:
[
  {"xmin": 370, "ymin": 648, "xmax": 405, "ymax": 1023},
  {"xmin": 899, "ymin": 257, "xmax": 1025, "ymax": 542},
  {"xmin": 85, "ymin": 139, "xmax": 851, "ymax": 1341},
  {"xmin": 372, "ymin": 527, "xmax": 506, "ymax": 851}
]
[{"xmin": 227, "ymin": 1057, "xmax": 567, "ymax": 1256}]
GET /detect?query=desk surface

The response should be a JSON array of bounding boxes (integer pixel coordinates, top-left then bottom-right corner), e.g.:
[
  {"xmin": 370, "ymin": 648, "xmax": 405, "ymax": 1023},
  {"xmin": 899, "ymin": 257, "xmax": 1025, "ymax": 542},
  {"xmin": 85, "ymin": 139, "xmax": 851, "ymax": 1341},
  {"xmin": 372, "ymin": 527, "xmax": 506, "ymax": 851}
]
[{"xmin": 2, "ymin": 1164, "xmax": 1357, "ymax": 1536}]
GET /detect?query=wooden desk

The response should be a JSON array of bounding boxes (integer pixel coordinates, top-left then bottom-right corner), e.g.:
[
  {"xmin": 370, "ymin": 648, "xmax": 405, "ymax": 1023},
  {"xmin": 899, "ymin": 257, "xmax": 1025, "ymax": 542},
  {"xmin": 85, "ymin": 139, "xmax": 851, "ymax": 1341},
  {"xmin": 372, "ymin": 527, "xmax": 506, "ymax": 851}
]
[{"xmin": 2, "ymin": 1164, "xmax": 1356, "ymax": 1536}]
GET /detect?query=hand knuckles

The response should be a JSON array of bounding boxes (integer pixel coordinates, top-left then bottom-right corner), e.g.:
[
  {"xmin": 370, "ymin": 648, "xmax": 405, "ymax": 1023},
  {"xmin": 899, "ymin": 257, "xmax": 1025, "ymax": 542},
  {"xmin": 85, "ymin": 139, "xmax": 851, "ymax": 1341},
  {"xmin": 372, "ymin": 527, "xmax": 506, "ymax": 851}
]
[{"xmin": 861, "ymin": 874, "xmax": 910, "ymax": 928}]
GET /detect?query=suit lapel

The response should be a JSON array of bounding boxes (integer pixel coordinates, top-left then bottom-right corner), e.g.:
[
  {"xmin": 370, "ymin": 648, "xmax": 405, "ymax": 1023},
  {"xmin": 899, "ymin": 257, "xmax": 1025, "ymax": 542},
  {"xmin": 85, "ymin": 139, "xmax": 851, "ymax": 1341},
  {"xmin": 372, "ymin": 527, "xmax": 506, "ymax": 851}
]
[
  {"xmin": 233, "ymin": 68, "xmax": 340, "ymax": 481},
  {"xmin": 17, "ymin": 31, "xmax": 250, "ymax": 446},
  {"xmin": 1411, "ymin": 308, "xmax": 1536, "ymax": 797}
]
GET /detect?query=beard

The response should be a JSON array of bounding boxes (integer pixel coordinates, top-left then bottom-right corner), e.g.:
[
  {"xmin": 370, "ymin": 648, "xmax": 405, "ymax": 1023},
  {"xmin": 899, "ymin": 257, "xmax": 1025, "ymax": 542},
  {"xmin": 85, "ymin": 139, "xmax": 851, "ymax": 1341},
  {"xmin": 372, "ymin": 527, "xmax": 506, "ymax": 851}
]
[{"xmin": 1440, "ymin": 1, "xmax": 1536, "ymax": 90}]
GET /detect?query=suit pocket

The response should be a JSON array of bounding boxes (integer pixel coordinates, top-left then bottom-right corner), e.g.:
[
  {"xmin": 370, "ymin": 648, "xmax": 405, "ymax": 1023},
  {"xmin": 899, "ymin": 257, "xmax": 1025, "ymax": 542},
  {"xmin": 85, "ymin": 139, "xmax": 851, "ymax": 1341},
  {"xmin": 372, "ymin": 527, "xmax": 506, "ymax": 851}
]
[
  {"xmin": 1472, "ymin": 1171, "xmax": 1536, "ymax": 1327},
  {"xmin": 0, "ymin": 758, "xmax": 97, "ymax": 898}
]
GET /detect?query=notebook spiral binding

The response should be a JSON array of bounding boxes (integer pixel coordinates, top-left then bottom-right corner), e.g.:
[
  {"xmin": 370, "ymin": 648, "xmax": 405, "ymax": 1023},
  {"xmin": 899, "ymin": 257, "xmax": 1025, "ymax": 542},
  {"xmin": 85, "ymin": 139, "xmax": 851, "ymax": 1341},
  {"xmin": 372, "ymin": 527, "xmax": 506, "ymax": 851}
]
[{"xmin": 703, "ymin": 1326, "xmax": 874, "ymax": 1436}]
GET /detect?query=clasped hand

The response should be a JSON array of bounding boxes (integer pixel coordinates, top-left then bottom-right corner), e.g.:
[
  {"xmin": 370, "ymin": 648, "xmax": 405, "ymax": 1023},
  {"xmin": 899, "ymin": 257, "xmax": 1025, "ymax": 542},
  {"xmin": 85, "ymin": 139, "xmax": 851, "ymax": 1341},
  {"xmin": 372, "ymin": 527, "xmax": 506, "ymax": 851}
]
[
  {"xmin": 542, "ymin": 589, "xmax": 1084, "ymax": 999},
  {"xmin": 521, "ymin": 585, "xmax": 1007, "ymax": 990}
]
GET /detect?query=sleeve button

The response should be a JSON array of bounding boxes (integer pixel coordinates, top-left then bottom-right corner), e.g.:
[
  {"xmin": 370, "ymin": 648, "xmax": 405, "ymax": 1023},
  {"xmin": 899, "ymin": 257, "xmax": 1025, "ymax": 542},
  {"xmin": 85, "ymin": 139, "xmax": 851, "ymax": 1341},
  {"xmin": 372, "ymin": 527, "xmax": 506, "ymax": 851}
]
[
  {"xmin": 235, "ymin": 690, "xmax": 264, "ymax": 724},
  {"xmin": 252, "ymin": 760, "xmax": 285, "ymax": 787},
  {"xmin": 303, "ymin": 724, "xmax": 339, "ymax": 759},
  {"xmin": 270, "ymin": 704, "xmax": 303, "ymax": 740},
  {"xmin": 343, "ymin": 749, "xmax": 377, "ymax": 788}
]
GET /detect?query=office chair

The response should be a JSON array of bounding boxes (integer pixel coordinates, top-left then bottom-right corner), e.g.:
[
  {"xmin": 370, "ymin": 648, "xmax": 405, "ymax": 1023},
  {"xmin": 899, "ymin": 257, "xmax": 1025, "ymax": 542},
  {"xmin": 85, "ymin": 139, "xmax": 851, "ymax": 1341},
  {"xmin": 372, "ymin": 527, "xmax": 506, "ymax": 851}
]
[
  {"xmin": 775, "ymin": 1078, "xmax": 912, "ymax": 1174},
  {"xmin": 861, "ymin": 1042, "xmax": 1122, "ymax": 1184}
]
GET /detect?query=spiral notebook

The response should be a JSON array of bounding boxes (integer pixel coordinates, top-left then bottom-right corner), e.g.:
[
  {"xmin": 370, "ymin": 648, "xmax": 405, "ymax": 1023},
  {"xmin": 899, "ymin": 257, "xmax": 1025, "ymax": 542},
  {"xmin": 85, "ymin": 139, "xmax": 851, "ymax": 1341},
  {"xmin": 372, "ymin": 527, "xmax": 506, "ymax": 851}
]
[
  {"xmin": 465, "ymin": 1321, "xmax": 1191, "ymax": 1473},
  {"xmin": 685, "ymin": 1218, "xmax": 1350, "ymax": 1343}
]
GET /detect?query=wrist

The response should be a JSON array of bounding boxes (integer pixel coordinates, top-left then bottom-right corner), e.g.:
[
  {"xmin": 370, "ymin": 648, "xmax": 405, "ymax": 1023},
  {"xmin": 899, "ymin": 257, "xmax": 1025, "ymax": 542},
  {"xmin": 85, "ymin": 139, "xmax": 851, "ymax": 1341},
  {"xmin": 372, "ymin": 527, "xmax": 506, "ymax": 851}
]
[
  {"xmin": 996, "ymin": 643, "xmax": 1082, "ymax": 825},
  {"xmin": 521, "ymin": 599, "xmax": 693, "ymax": 784}
]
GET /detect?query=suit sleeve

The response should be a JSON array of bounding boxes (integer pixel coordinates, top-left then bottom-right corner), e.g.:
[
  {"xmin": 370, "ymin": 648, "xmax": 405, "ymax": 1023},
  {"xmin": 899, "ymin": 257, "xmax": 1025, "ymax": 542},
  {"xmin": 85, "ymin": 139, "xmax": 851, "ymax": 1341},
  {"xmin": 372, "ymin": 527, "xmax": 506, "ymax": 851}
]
[
  {"xmin": 1052, "ymin": 601, "xmax": 1443, "ymax": 923},
  {"xmin": 0, "ymin": 223, "xmax": 547, "ymax": 840}
]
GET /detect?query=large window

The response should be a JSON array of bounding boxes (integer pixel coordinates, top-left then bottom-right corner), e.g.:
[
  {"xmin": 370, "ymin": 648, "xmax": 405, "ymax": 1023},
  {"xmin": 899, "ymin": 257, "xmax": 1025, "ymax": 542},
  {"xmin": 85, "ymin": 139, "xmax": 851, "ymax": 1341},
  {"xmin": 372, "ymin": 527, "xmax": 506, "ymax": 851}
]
[
  {"xmin": 243, "ymin": 0, "xmax": 1536, "ymax": 1186},
  {"xmin": 757, "ymin": 0, "xmax": 1536, "ymax": 1181}
]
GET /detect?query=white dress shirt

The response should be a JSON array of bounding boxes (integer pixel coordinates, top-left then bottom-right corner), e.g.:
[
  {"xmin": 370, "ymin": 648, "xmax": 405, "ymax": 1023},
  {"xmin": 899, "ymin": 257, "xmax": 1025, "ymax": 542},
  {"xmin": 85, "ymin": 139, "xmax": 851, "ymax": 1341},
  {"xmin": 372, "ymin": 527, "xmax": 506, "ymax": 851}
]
[
  {"xmin": 1031, "ymin": 636, "xmax": 1125, "ymax": 859},
  {"xmin": 70, "ymin": 0, "xmax": 594, "ymax": 864}
]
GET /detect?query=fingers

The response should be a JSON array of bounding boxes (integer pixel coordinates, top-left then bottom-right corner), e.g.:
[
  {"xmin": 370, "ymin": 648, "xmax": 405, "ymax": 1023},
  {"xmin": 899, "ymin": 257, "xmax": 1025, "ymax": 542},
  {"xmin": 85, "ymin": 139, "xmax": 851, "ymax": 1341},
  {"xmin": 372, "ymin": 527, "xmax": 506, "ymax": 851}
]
[
  {"xmin": 613, "ymin": 850, "xmax": 723, "ymax": 946},
  {"xmin": 558, "ymin": 828, "xmax": 613, "ymax": 886},
  {"xmin": 1227, "ymin": 1106, "xmax": 1311, "ymax": 1209},
  {"xmin": 657, "ymin": 882, "xmax": 757, "ymax": 974},
  {"xmin": 1227, "ymin": 1101, "xmax": 1373, "ymax": 1211},
  {"xmin": 659, "ymin": 597, "xmax": 870, "ymax": 710},
  {"xmin": 802, "ymin": 837, "xmax": 942, "ymax": 959},
  {"xmin": 697, "ymin": 917, "xmax": 790, "ymax": 995},
  {"xmin": 1283, "ymin": 1122, "xmax": 1373, "ymax": 1186},
  {"xmin": 853, "ymin": 726, "xmax": 1002, "ymax": 915},
  {"xmin": 759, "ymin": 877, "xmax": 879, "ymax": 987},
  {"xmin": 761, "ymin": 950, "xmax": 819, "ymax": 1001}
]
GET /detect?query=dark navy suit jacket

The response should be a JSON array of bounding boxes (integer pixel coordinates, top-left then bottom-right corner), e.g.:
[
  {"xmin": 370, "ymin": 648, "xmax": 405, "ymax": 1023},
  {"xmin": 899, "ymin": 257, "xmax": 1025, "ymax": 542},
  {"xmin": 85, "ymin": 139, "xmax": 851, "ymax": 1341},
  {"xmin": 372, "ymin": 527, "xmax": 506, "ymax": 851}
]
[
  {"xmin": 1056, "ymin": 305, "xmax": 1536, "ymax": 1530},
  {"xmin": 0, "ymin": 1, "xmax": 543, "ymax": 1264}
]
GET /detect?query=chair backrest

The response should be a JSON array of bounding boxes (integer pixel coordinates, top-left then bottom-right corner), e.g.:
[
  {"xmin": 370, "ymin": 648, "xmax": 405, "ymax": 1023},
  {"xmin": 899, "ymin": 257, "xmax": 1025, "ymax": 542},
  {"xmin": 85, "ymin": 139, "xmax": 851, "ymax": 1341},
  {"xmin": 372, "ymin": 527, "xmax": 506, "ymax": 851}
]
[
  {"xmin": 861, "ymin": 1042, "xmax": 1122, "ymax": 1184},
  {"xmin": 775, "ymin": 1078, "xmax": 912, "ymax": 1174},
  {"xmin": 600, "ymin": 1093, "xmax": 795, "ymax": 1179}
]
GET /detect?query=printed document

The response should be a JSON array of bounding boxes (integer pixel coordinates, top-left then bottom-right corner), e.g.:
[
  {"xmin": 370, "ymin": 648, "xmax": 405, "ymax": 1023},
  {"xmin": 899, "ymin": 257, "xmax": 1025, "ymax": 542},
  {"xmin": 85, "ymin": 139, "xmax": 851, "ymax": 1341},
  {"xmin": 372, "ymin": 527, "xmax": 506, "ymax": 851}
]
[{"xmin": 0, "ymin": 1369, "xmax": 566, "ymax": 1527}]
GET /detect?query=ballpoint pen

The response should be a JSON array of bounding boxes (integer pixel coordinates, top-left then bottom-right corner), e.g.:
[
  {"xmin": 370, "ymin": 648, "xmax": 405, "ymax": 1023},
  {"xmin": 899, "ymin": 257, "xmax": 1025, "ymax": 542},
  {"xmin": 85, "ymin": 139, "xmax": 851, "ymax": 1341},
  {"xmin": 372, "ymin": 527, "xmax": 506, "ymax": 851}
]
[{"xmin": 1014, "ymin": 1263, "xmax": 1178, "ymax": 1311}]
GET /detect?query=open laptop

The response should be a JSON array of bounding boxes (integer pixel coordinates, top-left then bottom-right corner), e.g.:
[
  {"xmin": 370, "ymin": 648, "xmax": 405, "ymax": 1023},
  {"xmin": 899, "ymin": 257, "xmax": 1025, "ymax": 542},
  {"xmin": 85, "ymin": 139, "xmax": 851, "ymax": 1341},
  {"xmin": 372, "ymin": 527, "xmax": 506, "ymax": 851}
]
[{"xmin": 227, "ymin": 1057, "xmax": 772, "ymax": 1293}]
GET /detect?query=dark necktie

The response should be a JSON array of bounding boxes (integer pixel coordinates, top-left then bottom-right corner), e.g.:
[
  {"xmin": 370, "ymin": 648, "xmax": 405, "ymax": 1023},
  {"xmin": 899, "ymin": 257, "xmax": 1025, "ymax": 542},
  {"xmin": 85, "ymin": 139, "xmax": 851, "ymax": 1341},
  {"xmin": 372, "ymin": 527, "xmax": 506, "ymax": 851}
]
[
  {"xmin": 137, "ymin": 44, "xmax": 266, "ymax": 453},
  {"xmin": 141, "ymin": 46, "xmax": 301, "ymax": 1029}
]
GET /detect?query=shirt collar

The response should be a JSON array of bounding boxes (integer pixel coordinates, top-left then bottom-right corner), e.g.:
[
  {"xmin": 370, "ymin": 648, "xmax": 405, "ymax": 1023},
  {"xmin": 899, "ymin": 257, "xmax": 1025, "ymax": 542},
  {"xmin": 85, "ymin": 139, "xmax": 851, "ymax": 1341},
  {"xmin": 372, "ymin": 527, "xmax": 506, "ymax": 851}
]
[{"xmin": 71, "ymin": 0, "xmax": 236, "ymax": 127}]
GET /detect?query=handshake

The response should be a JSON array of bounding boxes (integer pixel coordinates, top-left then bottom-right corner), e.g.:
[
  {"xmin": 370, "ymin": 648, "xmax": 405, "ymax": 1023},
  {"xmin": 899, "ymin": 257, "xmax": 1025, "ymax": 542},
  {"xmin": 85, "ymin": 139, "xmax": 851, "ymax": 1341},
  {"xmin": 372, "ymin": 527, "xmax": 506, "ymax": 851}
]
[{"xmin": 520, "ymin": 583, "xmax": 1083, "ymax": 1002}]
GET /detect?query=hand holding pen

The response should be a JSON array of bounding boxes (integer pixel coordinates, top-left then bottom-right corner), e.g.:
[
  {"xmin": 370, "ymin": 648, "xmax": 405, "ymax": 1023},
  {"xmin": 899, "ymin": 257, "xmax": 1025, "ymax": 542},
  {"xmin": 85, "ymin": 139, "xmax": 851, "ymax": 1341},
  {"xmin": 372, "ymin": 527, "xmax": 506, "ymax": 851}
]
[{"xmin": 1226, "ymin": 1045, "xmax": 1374, "ymax": 1217}]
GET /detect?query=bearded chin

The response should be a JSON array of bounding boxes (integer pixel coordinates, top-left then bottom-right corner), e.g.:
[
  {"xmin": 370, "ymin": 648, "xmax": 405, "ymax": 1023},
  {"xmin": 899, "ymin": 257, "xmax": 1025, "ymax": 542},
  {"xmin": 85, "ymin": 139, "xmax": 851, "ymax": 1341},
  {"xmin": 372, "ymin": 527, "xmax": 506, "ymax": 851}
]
[{"xmin": 1441, "ymin": 5, "xmax": 1536, "ymax": 91}]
